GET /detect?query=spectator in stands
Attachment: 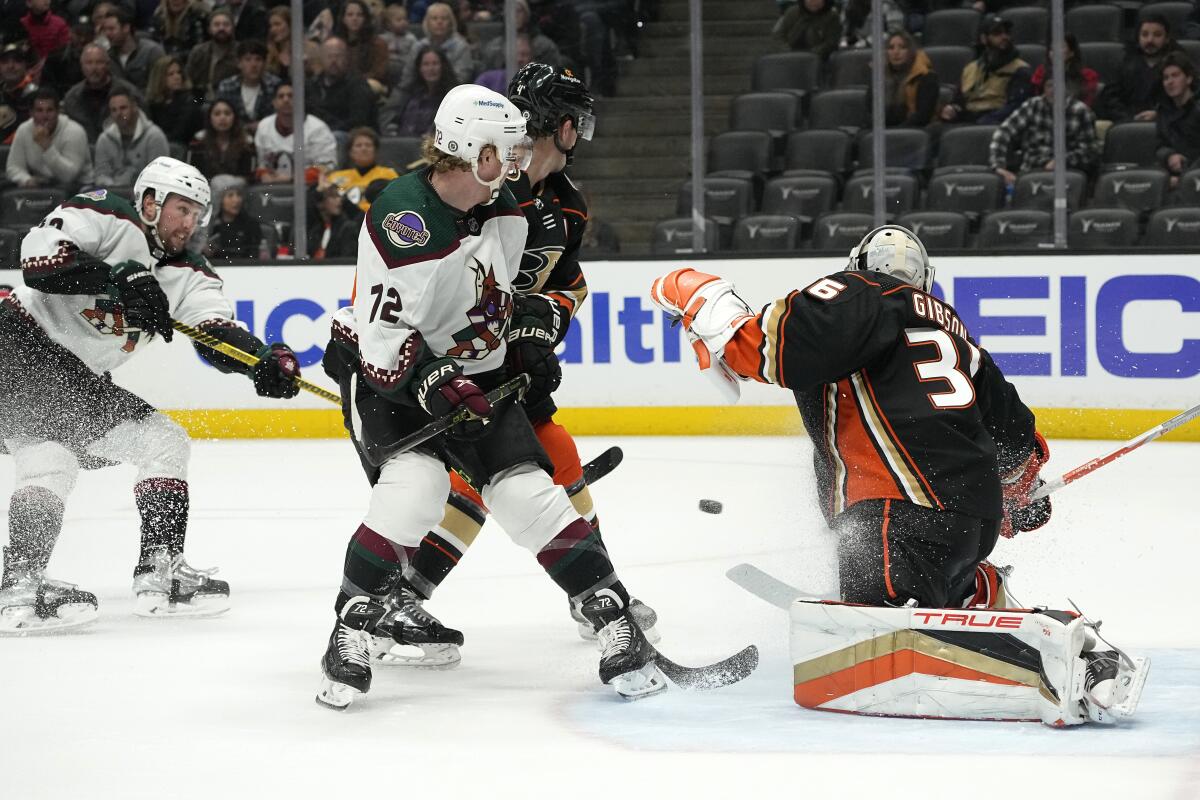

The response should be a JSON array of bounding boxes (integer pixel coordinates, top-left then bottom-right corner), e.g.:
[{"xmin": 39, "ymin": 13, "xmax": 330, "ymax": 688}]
[
  {"xmin": 104, "ymin": 7, "xmax": 165, "ymax": 89},
  {"xmin": 475, "ymin": 33, "xmax": 531, "ymax": 94},
  {"xmin": 841, "ymin": 0, "xmax": 904, "ymax": 49},
  {"xmin": 188, "ymin": 97, "xmax": 255, "ymax": 178},
  {"xmin": 1031, "ymin": 35, "xmax": 1099, "ymax": 109},
  {"xmin": 989, "ymin": 78, "xmax": 1099, "ymax": 187},
  {"xmin": 217, "ymin": 40, "xmax": 281, "ymax": 134},
  {"xmin": 254, "ymin": 81, "xmax": 337, "ymax": 184},
  {"xmin": 307, "ymin": 183, "xmax": 360, "ymax": 259},
  {"xmin": 7, "ymin": 86, "xmax": 92, "ymax": 188},
  {"xmin": 0, "ymin": 40, "xmax": 38, "ymax": 143},
  {"xmin": 866, "ymin": 30, "xmax": 939, "ymax": 128},
  {"xmin": 322, "ymin": 126, "xmax": 399, "ymax": 212},
  {"xmin": 226, "ymin": 0, "xmax": 268, "ymax": 43},
  {"xmin": 417, "ymin": 1, "xmax": 473, "ymax": 85},
  {"xmin": 93, "ymin": 87, "xmax": 169, "ymax": 185},
  {"xmin": 306, "ymin": 36, "xmax": 379, "ymax": 135},
  {"xmin": 380, "ymin": 2, "xmax": 417, "ymax": 90},
  {"xmin": 387, "ymin": 44, "xmax": 457, "ymax": 137},
  {"xmin": 772, "ymin": 0, "xmax": 841, "ymax": 61},
  {"xmin": 21, "ymin": 0, "xmax": 69, "ymax": 61},
  {"xmin": 1097, "ymin": 14, "xmax": 1181, "ymax": 123},
  {"xmin": 90, "ymin": 1, "xmax": 118, "ymax": 50},
  {"xmin": 1156, "ymin": 52, "xmax": 1200, "ymax": 190},
  {"xmin": 63, "ymin": 44, "xmax": 142, "ymax": 141},
  {"xmin": 41, "ymin": 22, "xmax": 90, "ymax": 96},
  {"xmin": 265, "ymin": 5, "xmax": 319, "ymax": 80},
  {"xmin": 186, "ymin": 7, "xmax": 239, "ymax": 101},
  {"xmin": 206, "ymin": 174, "xmax": 262, "ymax": 261},
  {"xmin": 150, "ymin": 0, "xmax": 210, "ymax": 58},
  {"xmin": 335, "ymin": 0, "xmax": 390, "ymax": 94},
  {"xmin": 941, "ymin": 15, "xmax": 1031, "ymax": 125},
  {"xmin": 146, "ymin": 54, "xmax": 204, "ymax": 145},
  {"xmin": 479, "ymin": 0, "xmax": 561, "ymax": 73}
]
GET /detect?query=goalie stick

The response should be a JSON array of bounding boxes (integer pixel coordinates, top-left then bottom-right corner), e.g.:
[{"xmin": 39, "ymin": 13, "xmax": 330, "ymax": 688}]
[{"xmin": 725, "ymin": 563, "xmax": 827, "ymax": 610}]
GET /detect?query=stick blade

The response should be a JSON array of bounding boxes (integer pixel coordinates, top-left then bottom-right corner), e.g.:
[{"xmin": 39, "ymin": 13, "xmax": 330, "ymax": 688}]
[
  {"xmin": 582, "ymin": 446, "xmax": 623, "ymax": 485},
  {"xmin": 725, "ymin": 563, "xmax": 803, "ymax": 610},
  {"xmin": 655, "ymin": 644, "xmax": 759, "ymax": 691}
]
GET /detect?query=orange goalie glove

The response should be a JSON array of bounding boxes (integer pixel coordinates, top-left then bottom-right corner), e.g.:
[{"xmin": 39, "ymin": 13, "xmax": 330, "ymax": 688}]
[{"xmin": 650, "ymin": 268, "xmax": 756, "ymax": 401}]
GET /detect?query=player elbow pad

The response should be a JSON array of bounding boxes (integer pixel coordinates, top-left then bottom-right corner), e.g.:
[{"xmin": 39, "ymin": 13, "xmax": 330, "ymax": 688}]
[{"xmin": 193, "ymin": 320, "xmax": 265, "ymax": 374}]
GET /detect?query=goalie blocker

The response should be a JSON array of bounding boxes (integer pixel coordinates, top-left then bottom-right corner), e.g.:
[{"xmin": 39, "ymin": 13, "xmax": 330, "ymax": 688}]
[{"xmin": 789, "ymin": 600, "xmax": 1148, "ymax": 727}]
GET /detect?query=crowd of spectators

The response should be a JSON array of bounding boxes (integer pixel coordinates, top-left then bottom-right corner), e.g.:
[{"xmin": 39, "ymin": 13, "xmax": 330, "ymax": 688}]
[{"xmin": 0, "ymin": 0, "xmax": 643, "ymax": 260}]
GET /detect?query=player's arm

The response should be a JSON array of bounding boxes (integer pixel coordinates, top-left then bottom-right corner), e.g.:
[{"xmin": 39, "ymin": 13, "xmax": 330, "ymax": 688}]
[
  {"xmin": 168, "ymin": 257, "xmax": 300, "ymax": 398},
  {"xmin": 20, "ymin": 202, "xmax": 121, "ymax": 294}
]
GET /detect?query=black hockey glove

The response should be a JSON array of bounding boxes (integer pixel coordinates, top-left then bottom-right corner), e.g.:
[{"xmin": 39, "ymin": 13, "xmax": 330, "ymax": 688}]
[
  {"xmin": 252, "ymin": 343, "xmax": 301, "ymax": 398},
  {"xmin": 505, "ymin": 315, "xmax": 561, "ymax": 408},
  {"xmin": 108, "ymin": 260, "xmax": 172, "ymax": 342},
  {"xmin": 1000, "ymin": 432, "xmax": 1052, "ymax": 538},
  {"xmin": 412, "ymin": 357, "xmax": 493, "ymax": 439}
]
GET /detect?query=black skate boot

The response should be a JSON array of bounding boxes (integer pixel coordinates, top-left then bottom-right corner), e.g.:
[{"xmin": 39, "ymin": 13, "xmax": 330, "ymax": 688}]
[
  {"xmin": 132, "ymin": 550, "xmax": 230, "ymax": 618},
  {"xmin": 1081, "ymin": 649, "xmax": 1149, "ymax": 724},
  {"xmin": 0, "ymin": 549, "xmax": 98, "ymax": 635},
  {"xmin": 371, "ymin": 577, "xmax": 464, "ymax": 668},
  {"xmin": 579, "ymin": 588, "xmax": 667, "ymax": 699},
  {"xmin": 571, "ymin": 596, "xmax": 660, "ymax": 644},
  {"xmin": 316, "ymin": 596, "xmax": 387, "ymax": 710}
]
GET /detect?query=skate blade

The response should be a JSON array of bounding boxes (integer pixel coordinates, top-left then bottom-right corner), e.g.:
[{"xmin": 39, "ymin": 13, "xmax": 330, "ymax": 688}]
[
  {"xmin": 611, "ymin": 662, "xmax": 669, "ymax": 700},
  {"xmin": 315, "ymin": 676, "xmax": 361, "ymax": 710},
  {"xmin": 1086, "ymin": 656, "xmax": 1151, "ymax": 723},
  {"xmin": 133, "ymin": 592, "xmax": 231, "ymax": 619},
  {"xmin": 373, "ymin": 642, "xmax": 461, "ymax": 669},
  {"xmin": 0, "ymin": 603, "xmax": 99, "ymax": 636}
]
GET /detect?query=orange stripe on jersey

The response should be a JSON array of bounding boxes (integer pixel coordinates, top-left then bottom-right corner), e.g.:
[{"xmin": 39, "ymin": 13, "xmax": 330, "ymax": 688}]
[
  {"xmin": 861, "ymin": 370, "xmax": 944, "ymax": 510},
  {"xmin": 835, "ymin": 379, "xmax": 905, "ymax": 508},
  {"xmin": 724, "ymin": 319, "xmax": 767, "ymax": 381},
  {"xmin": 561, "ymin": 207, "xmax": 588, "ymax": 220},
  {"xmin": 846, "ymin": 272, "xmax": 881, "ymax": 288},
  {"xmin": 882, "ymin": 499, "xmax": 896, "ymax": 600},
  {"xmin": 774, "ymin": 290, "xmax": 799, "ymax": 388},
  {"xmin": 519, "ymin": 199, "xmax": 537, "ymax": 208},
  {"xmin": 350, "ymin": 270, "xmax": 358, "ymax": 303}
]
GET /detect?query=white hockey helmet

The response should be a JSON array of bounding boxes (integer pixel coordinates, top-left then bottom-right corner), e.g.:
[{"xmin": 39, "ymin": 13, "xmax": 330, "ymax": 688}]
[
  {"xmin": 846, "ymin": 224, "xmax": 935, "ymax": 294},
  {"xmin": 134, "ymin": 156, "xmax": 212, "ymax": 229},
  {"xmin": 433, "ymin": 84, "xmax": 531, "ymax": 201}
]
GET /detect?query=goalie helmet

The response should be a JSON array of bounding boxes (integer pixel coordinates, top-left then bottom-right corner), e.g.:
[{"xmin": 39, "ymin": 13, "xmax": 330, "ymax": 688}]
[
  {"xmin": 507, "ymin": 62, "xmax": 595, "ymax": 143},
  {"xmin": 433, "ymin": 84, "xmax": 531, "ymax": 201},
  {"xmin": 846, "ymin": 225, "xmax": 935, "ymax": 294},
  {"xmin": 134, "ymin": 156, "xmax": 212, "ymax": 228}
]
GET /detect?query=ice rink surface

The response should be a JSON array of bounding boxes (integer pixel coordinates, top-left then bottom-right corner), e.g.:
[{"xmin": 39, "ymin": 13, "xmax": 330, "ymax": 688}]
[{"xmin": 1, "ymin": 435, "xmax": 1196, "ymax": 799}]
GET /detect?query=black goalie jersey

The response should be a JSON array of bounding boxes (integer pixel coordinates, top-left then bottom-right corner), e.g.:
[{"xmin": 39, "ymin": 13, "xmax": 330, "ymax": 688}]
[{"xmin": 724, "ymin": 270, "xmax": 1039, "ymax": 524}]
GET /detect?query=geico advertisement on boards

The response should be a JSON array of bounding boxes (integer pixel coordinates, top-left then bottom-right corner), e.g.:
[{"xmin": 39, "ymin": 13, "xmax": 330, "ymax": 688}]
[{"xmin": 0, "ymin": 254, "xmax": 1196, "ymax": 411}]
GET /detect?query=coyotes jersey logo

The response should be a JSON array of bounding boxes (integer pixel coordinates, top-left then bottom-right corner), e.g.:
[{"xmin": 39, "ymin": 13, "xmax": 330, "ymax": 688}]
[
  {"xmin": 80, "ymin": 298, "xmax": 141, "ymax": 353},
  {"xmin": 445, "ymin": 258, "xmax": 512, "ymax": 360}
]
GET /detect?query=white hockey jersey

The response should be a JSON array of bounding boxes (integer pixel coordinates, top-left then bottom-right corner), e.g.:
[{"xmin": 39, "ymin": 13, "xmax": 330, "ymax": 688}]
[
  {"xmin": 14, "ymin": 189, "xmax": 238, "ymax": 375},
  {"xmin": 330, "ymin": 170, "xmax": 527, "ymax": 398}
]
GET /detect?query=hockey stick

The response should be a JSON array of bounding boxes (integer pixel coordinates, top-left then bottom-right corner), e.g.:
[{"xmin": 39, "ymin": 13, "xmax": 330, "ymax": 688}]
[
  {"xmin": 582, "ymin": 446, "xmax": 622, "ymax": 485},
  {"xmin": 172, "ymin": 320, "xmax": 341, "ymax": 403},
  {"xmin": 655, "ymin": 643, "xmax": 760, "ymax": 690},
  {"xmin": 725, "ymin": 563, "xmax": 829, "ymax": 610},
  {"xmin": 364, "ymin": 374, "xmax": 531, "ymax": 466},
  {"xmin": 1029, "ymin": 401, "xmax": 1200, "ymax": 502}
]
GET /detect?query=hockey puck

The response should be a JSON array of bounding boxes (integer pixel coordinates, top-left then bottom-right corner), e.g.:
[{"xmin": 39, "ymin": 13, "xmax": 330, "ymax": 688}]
[{"xmin": 699, "ymin": 499, "xmax": 724, "ymax": 514}]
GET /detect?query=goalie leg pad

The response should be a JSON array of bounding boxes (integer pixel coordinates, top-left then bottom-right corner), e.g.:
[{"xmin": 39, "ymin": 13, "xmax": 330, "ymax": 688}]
[{"xmin": 789, "ymin": 601, "xmax": 1146, "ymax": 727}]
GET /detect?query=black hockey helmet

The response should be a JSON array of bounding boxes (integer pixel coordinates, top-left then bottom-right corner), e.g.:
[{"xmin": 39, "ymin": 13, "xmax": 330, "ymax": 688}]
[{"xmin": 507, "ymin": 62, "xmax": 595, "ymax": 148}]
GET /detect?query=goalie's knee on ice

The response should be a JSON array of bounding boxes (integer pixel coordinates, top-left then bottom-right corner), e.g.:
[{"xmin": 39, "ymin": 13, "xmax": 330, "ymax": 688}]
[
  {"xmin": 11, "ymin": 440, "xmax": 79, "ymax": 500},
  {"xmin": 483, "ymin": 462, "xmax": 579, "ymax": 553},
  {"xmin": 364, "ymin": 451, "xmax": 450, "ymax": 547}
]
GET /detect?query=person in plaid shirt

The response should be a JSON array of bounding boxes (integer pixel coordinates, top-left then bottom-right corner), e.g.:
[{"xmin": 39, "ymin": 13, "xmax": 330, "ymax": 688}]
[{"xmin": 989, "ymin": 79, "xmax": 1100, "ymax": 187}]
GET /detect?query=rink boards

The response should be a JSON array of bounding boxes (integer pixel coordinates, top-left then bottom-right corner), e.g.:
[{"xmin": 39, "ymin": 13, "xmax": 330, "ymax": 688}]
[{"xmin": 1, "ymin": 253, "xmax": 1197, "ymax": 440}]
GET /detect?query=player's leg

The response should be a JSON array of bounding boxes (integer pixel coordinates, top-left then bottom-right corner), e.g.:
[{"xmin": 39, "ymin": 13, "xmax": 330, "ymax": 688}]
[
  {"xmin": 0, "ymin": 438, "xmax": 97, "ymax": 633},
  {"xmin": 404, "ymin": 469, "xmax": 486, "ymax": 601},
  {"xmin": 85, "ymin": 411, "xmax": 228, "ymax": 617},
  {"xmin": 472, "ymin": 405, "xmax": 666, "ymax": 698},
  {"xmin": 532, "ymin": 416, "xmax": 659, "ymax": 642}
]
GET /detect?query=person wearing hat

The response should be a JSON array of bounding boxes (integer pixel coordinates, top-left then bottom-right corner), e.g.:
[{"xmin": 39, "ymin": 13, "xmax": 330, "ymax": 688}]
[
  {"xmin": 940, "ymin": 14, "xmax": 1032, "ymax": 125},
  {"xmin": 205, "ymin": 174, "xmax": 263, "ymax": 261},
  {"xmin": 0, "ymin": 38, "xmax": 38, "ymax": 142}
]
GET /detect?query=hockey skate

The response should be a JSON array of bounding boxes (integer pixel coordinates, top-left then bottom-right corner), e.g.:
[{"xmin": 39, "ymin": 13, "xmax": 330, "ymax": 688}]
[
  {"xmin": 1081, "ymin": 649, "xmax": 1150, "ymax": 724},
  {"xmin": 580, "ymin": 588, "xmax": 667, "ymax": 700},
  {"xmin": 572, "ymin": 596, "xmax": 661, "ymax": 644},
  {"xmin": 0, "ymin": 564, "xmax": 98, "ymax": 635},
  {"xmin": 132, "ymin": 550, "xmax": 230, "ymax": 618},
  {"xmin": 316, "ymin": 596, "xmax": 387, "ymax": 710},
  {"xmin": 370, "ymin": 578, "xmax": 464, "ymax": 668}
]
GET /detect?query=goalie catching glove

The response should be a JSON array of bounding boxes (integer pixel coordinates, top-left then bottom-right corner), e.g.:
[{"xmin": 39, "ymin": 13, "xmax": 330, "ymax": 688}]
[
  {"xmin": 649, "ymin": 268, "xmax": 756, "ymax": 402},
  {"xmin": 412, "ymin": 357, "xmax": 493, "ymax": 439},
  {"xmin": 108, "ymin": 260, "xmax": 173, "ymax": 341},
  {"xmin": 1001, "ymin": 431, "xmax": 1052, "ymax": 538},
  {"xmin": 505, "ymin": 296, "xmax": 562, "ymax": 407}
]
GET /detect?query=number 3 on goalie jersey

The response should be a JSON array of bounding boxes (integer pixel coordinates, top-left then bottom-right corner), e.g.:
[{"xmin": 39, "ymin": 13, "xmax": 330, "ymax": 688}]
[
  {"xmin": 906, "ymin": 328, "xmax": 980, "ymax": 410},
  {"xmin": 368, "ymin": 283, "xmax": 403, "ymax": 323}
]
